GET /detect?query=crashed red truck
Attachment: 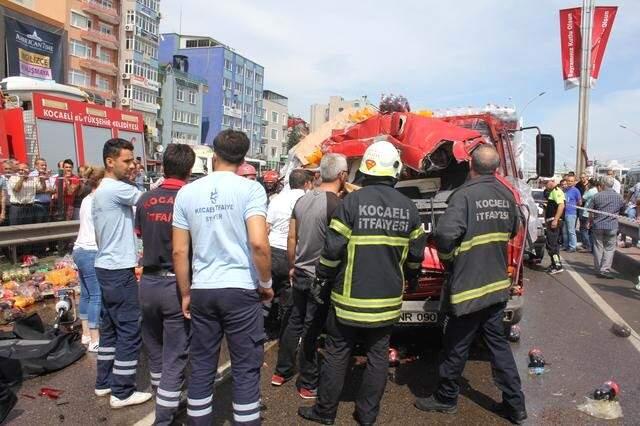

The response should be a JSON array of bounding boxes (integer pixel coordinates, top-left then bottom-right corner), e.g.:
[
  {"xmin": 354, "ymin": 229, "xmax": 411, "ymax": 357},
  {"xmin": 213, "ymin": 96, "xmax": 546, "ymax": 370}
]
[{"xmin": 308, "ymin": 109, "xmax": 555, "ymax": 327}]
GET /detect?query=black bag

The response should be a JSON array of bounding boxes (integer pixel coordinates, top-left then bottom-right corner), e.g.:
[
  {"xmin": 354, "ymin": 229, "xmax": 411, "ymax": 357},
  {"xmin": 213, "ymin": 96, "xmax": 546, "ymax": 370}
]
[{"xmin": 0, "ymin": 313, "xmax": 86, "ymax": 384}]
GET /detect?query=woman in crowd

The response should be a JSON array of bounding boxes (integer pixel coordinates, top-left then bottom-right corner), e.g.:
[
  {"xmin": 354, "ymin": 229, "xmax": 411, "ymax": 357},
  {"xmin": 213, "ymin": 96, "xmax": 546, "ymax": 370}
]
[
  {"xmin": 72, "ymin": 166, "xmax": 105, "ymax": 352},
  {"xmin": 72, "ymin": 166, "xmax": 93, "ymax": 220}
]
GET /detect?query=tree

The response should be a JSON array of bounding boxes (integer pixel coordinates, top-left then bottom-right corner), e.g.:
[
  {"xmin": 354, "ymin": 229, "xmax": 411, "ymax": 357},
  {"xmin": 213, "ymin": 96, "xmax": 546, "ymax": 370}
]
[{"xmin": 287, "ymin": 125, "xmax": 303, "ymax": 151}]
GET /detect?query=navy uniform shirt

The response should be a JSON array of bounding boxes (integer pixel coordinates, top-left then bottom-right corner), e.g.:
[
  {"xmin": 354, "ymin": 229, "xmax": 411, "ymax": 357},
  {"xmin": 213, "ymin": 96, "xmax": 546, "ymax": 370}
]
[{"xmin": 135, "ymin": 178, "xmax": 186, "ymax": 271}]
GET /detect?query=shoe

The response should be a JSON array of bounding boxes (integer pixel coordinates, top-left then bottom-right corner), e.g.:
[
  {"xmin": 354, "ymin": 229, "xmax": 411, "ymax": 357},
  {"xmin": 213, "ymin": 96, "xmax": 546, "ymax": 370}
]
[
  {"xmin": 414, "ymin": 395, "xmax": 458, "ymax": 414},
  {"xmin": 353, "ymin": 412, "xmax": 375, "ymax": 426},
  {"xmin": 493, "ymin": 402, "xmax": 528, "ymax": 425},
  {"xmin": 95, "ymin": 388, "xmax": 112, "ymax": 397},
  {"xmin": 297, "ymin": 406, "xmax": 335, "ymax": 425},
  {"xmin": 88, "ymin": 341, "xmax": 99, "ymax": 353},
  {"xmin": 298, "ymin": 387, "xmax": 318, "ymax": 399},
  {"xmin": 271, "ymin": 373, "xmax": 292, "ymax": 386},
  {"xmin": 577, "ymin": 248, "xmax": 590, "ymax": 253},
  {"xmin": 110, "ymin": 391, "xmax": 153, "ymax": 409},
  {"xmin": 598, "ymin": 272, "xmax": 615, "ymax": 279},
  {"xmin": 567, "ymin": 249, "xmax": 576, "ymax": 253},
  {"xmin": 545, "ymin": 266, "xmax": 564, "ymax": 275},
  {"xmin": 81, "ymin": 335, "xmax": 91, "ymax": 345}
]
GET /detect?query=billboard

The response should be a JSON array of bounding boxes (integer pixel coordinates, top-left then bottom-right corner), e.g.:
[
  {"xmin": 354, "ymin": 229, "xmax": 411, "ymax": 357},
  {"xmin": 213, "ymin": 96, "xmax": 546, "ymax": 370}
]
[{"xmin": 5, "ymin": 16, "xmax": 64, "ymax": 82}]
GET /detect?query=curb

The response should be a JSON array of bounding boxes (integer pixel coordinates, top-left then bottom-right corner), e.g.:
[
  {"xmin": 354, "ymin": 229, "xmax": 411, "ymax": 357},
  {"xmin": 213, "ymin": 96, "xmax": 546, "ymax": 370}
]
[
  {"xmin": 132, "ymin": 340, "xmax": 278, "ymax": 426},
  {"xmin": 613, "ymin": 249, "xmax": 640, "ymax": 278}
]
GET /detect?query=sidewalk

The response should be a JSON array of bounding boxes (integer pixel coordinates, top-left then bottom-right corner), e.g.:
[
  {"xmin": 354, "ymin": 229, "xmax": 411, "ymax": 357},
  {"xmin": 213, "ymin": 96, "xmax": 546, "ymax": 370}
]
[{"xmin": 614, "ymin": 245, "xmax": 640, "ymax": 278}]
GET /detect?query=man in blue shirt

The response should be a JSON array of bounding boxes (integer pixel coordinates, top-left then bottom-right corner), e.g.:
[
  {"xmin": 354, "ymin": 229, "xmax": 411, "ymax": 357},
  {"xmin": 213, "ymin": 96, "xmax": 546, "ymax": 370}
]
[
  {"xmin": 92, "ymin": 138, "xmax": 151, "ymax": 409},
  {"xmin": 173, "ymin": 129, "xmax": 273, "ymax": 426},
  {"xmin": 562, "ymin": 175, "xmax": 582, "ymax": 252}
]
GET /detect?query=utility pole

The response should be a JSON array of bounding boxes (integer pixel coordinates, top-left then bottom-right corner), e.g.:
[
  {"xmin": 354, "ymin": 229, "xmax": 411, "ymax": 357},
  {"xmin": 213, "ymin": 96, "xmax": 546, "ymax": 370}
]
[{"xmin": 575, "ymin": 0, "xmax": 595, "ymax": 175}]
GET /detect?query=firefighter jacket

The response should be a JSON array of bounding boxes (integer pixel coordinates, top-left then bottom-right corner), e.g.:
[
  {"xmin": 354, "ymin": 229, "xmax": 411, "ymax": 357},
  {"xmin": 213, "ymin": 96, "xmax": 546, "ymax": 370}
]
[
  {"xmin": 435, "ymin": 175, "xmax": 519, "ymax": 317},
  {"xmin": 316, "ymin": 181, "xmax": 427, "ymax": 328}
]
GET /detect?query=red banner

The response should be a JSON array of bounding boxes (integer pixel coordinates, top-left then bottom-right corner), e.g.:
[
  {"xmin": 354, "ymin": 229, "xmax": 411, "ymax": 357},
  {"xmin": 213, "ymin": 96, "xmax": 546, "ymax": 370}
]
[
  {"xmin": 560, "ymin": 7, "xmax": 582, "ymax": 89},
  {"xmin": 590, "ymin": 6, "xmax": 618, "ymax": 82}
]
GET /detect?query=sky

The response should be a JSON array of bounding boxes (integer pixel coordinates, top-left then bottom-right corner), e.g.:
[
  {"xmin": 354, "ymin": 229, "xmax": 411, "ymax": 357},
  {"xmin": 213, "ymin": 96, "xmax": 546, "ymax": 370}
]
[{"xmin": 159, "ymin": 0, "xmax": 640, "ymax": 169}]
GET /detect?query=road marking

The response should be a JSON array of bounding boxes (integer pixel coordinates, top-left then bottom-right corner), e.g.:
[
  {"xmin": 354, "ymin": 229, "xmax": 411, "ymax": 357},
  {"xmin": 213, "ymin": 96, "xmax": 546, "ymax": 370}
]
[
  {"xmin": 133, "ymin": 340, "xmax": 278, "ymax": 426},
  {"xmin": 563, "ymin": 261, "xmax": 640, "ymax": 354}
]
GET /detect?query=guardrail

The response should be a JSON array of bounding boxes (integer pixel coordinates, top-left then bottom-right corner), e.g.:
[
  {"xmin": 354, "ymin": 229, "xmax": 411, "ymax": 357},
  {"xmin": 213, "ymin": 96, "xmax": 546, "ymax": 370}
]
[
  {"xmin": 576, "ymin": 206, "xmax": 639, "ymax": 242},
  {"xmin": 0, "ymin": 221, "xmax": 80, "ymax": 263}
]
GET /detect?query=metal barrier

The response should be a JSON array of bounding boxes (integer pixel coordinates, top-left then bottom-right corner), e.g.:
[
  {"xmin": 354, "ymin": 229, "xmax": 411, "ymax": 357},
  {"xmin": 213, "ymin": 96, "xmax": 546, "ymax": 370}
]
[
  {"xmin": 576, "ymin": 206, "xmax": 639, "ymax": 242},
  {"xmin": 0, "ymin": 221, "xmax": 80, "ymax": 263}
]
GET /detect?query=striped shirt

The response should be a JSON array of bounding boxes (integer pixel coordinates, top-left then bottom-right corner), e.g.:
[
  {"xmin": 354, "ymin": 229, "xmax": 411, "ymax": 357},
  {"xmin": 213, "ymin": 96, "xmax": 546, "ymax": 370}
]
[
  {"xmin": 591, "ymin": 189, "xmax": 625, "ymax": 230},
  {"xmin": 8, "ymin": 176, "xmax": 40, "ymax": 205}
]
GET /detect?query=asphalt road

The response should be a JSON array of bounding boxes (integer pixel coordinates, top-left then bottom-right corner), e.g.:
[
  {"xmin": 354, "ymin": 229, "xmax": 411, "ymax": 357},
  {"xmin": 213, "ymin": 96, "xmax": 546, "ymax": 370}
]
[{"xmin": 5, "ymin": 249, "xmax": 640, "ymax": 425}]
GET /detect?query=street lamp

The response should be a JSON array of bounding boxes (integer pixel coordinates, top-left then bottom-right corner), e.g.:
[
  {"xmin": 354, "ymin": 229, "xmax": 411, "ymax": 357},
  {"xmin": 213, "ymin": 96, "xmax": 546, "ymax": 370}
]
[
  {"xmin": 519, "ymin": 91, "xmax": 547, "ymax": 116},
  {"xmin": 619, "ymin": 124, "xmax": 640, "ymax": 137}
]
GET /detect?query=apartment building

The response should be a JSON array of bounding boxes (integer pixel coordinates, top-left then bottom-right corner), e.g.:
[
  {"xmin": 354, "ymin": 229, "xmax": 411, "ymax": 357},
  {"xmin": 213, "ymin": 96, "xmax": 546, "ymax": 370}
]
[
  {"xmin": 262, "ymin": 90, "xmax": 288, "ymax": 167},
  {"xmin": 309, "ymin": 95, "xmax": 364, "ymax": 132},
  {"xmin": 66, "ymin": 0, "xmax": 120, "ymax": 106},
  {"xmin": 159, "ymin": 33, "xmax": 265, "ymax": 154}
]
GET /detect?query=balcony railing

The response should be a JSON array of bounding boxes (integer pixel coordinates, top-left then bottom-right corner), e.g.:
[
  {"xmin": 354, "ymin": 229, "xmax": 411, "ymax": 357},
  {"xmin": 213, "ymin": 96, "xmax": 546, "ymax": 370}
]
[
  {"xmin": 73, "ymin": 83, "xmax": 116, "ymax": 100},
  {"xmin": 81, "ymin": 28, "xmax": 119, "ymax": 50},
  {"xmin": 79, "ymin": 57, "xmax": 118, "ymax": 76},
  {"xmin": 81, "ymin": 0, "xmax": 120, "ymax": 25}
]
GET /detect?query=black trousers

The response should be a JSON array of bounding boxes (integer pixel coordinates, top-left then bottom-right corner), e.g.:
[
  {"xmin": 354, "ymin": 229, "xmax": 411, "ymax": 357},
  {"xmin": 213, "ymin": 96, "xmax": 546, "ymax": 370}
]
[
  {"xmin": 271, "ymin": 247, "xmax": 289, "ymax": 296},
  {"xmin": 274, "ymin": 282, "xmax": 327, "ymax": 390},
  {"xmin": 545, "ymin": 222, "xmax": 562, "ymax": 268},
  {"xmin": 436, "ymin": 302, "xmax": 525, "ymax": 412},
  {"xmin": 315, "ymin": 309, "xmax": 392, "ymax": 424},
  {"xmin": 139, "ymin": 274, "xmax": 190, "ymax": 426}
]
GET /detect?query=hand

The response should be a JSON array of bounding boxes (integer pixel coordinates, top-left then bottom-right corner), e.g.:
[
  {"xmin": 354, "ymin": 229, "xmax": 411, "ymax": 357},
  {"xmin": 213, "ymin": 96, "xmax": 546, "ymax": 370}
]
[
  {"xmin": 258, "ymin": 286, "xmax": 274, "ymax": 303},
  {"xmin": 551, "ymin": 219, "xmax": 559, "ymax": 229},
  {"xmin": 181, "ymin": 294, "xmax": 191, "ymax": 319},
  {"xmin": 289, "ymin": 268, "xmax": 295, "ymax": 284},
  {"xmin": 310, "ymin": 277, "xmax": 331, "ymax": 305}
]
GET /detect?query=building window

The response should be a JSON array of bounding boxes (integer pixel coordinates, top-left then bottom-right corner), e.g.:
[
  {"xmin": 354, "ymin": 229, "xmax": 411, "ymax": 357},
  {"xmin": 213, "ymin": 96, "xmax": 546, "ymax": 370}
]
[
  {"xmin": 271, "ymin": 129, "xmax": 278, "ymax": 140},
  {"xmin": 281, "ymin": 113, "xmax": 287, "ymax": 125},
  {"xmin": 125, "ymin": 37, "xmax": 134, "ymax": 50},
  {"xmin": 68, "ymin": 69, "xmax": 89, "ymax": 87},
  {"xmin": 245, "ymin": 86, "xmax": 252, "ymax": 96},
  {"xmin": 96, "ymin": 75, "xmax": 110, "ymax": 91},
  {"xmin": 272, "ymin": 111, "xmax": 278, "ymax": 124},
  {"xmin": 236, "ymin": 64, "xmax": 243, "ymax": 75},
  {"xmin": 124, "ymin": 59, "xmax": 133, "ymax": 74},
  {"xmin": 188, "ymin": 90, "xmax": 197, "ymax": 105},
  {"xmin": 126, "ymin": 9, "xmax": 135, "ymax": 25},
  {"xmin": 244, "ymin": 104, "xmax": 252, "ymax": 113},
  {"xmin": 234, "ymin": 82, "xmax": 242, "ymax": 92},
  {"xmin": 123, "ymin": 84, "xmax": 131, "ymax": 99},
  {"xmin": 224, "ymin": 59, "xmax": 232, "ymax": 71},
  {"xmin": 223, "ymin": 115, "xmax": 231, "ymax": 126},
  {"xmin": 98, "ymin": 48, "xmax": 112, "ymax": 63},
  {"xmin": 246, "ymin": 70, "xmax": 254, "ymax": 80},
  {"xmin": 70, "ymin": 39, "xmax": 91, "ymax": 58},
  {"xmin": 271, "ymin": 147, "xmax": 277, "ymax": 158},
  {"xmin": 70, "ymin": 12, "xmax": 90, "ymax": 29},
  {"xmin": 177, "ymin": 87, "xmax": 184, "ymax": 102},
  {"xmin": 223, "ymin": 97, "xmax": 231, "ymax": 107},
  {"xmin": 255, "ymin": 74, "xmax": 263, "ymax": 84},
  {"xmin": 99, "ymin": 23, "xmax": 113, "ymax": 35},
  {"xmin": 223, "ymin": 78, "xmax": 232, "ymax": 90},
  {"xmin": 255, "ymin": 90, "xmax": 262, "ymax": 99}
]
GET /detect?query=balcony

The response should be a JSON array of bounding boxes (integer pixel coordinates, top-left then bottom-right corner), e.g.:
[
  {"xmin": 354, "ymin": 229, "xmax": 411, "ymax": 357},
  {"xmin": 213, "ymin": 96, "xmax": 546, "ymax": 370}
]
[
  {"xmin": 80, "ymin": 28, "xmax": 119, "ymax": 50},
  {"xmin": 223, "ymin": 106, "xmax": 242, "ymax": 119},
  {"xmin": 73, "ymin": 84, "xmax": 116, "ymax": 102},
  {"xmin": 79, "ymin": 57, "xmax": 118, "ymax": 76},
  {"xmin": 81, "ymin": 0, "xmax": 120, "ymax": 25}
]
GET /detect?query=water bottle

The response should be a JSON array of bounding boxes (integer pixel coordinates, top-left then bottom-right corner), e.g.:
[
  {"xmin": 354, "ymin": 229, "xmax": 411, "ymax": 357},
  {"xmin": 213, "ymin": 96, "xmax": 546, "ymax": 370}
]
[{"xmin": 593, "ymin": 380, "xmax": 619, "ymax": 401}]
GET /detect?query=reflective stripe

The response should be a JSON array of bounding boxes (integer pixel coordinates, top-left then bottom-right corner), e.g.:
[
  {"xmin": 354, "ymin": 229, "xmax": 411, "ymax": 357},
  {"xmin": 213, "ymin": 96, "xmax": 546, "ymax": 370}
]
[
  {"xmin": 319, "ymin": 256, "xmax": 340, "ymax": 268},
  {"xmin": 409, "ymin": 226, "xmax": 425, "ymax": 240},
  {"xmin": 334, "ymin": 305, "xmax": 401, "ymax": 323},
  {"xmin": 438, "ymin": 250, "xmax": 454, "ymax": 261},
  {"xmin": 329, "ymin": 219, "xmax": 352, "ymax": 239},
  {"xmin": 151, "ymin": 379, "xmax": 160, "ymax": 386},
  {"xmin": 234, "ymin": 411, "xmax": 261, "ymax": 422},
  {"xmin": 455, "ymin": 232, "xmax": 511, "ymax": 255},
  {"xmin": 156, "ymin": 396, "xmax": 180, "ymax": 408},
  {"xmin": 99, "ymin": 347, "xmax": 115, "ymax": 353},
  {"xmin": 114, "ymin": 359, "xmax": 138, "ymax": 367},
  {"xmin": 232, "ymin": 400, "xmax": 261, "ymax": 411},
  {"xmin": 112, "ymin": 368, "xmax": 136, "ymax": 375},
  {"xmin": 406, "ymin": 262, "xmax": 421, "ymax": 269},
  {"xmin": 350, "ymin": 235, "xmax": 409, "ymax": 245},
  {"xmin": 450, "ymin": 279, "xmax": 511, "ymax": 305},
  {"xmin": 97, "ymin": 355, "xmax": 114, "ymax": 361},
  {"xmin": 157, "ymin": 388, "xmax": 181, "ymax": 398},
  {"xmin": 187, "ymin": 407, "xmax": 212, "ymax": 417},
  {"xmin": 331, "ymin": 292, "xmax": 402, "ymax": 308},
  {"xmin": 188, "ymin": 395, "xmax": 213, "ymax": 406},
  {"xmin": 150, "ymin": 372, "xmax": 162, "ymax": 379}
]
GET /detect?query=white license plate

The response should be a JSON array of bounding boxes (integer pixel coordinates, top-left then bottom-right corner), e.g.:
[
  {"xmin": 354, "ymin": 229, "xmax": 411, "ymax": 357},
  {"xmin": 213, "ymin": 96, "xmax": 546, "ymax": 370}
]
[{"xmin": 399, "ymin": 311, "xmax": 438, "ymax": 323}]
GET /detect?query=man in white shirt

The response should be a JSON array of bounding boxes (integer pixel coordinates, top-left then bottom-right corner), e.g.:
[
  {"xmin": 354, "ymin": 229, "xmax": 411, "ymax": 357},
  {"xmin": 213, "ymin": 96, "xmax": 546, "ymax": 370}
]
[
  {"xmin": 8, "ymin": 162, "xmax": 42, "ymax": 225},
  {"xmin": 265, "ymin": 170, "xmax": 312, "ymax": 328},
  {"xmin": 607, "ymin": 170, "xmax": 621, "ymax": 194}
]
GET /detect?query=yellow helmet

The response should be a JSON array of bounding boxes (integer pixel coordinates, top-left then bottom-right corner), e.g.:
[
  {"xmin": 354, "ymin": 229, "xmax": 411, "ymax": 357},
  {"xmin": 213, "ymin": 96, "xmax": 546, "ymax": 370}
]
[{"xmin": 359, "ymin": 140, "xmax": 402, "ymax": 178}]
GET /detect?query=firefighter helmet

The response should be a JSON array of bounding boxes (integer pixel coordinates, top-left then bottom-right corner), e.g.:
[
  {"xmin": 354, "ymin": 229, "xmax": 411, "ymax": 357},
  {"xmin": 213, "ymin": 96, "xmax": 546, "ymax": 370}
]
[
  {"xmin": 359, "ymin": 141, "xmax": 402, "ymax": 178},
  {"xmin": 237, "ymin": 162, "xmax": 257, "ymax": 178},
  {"xmin": 262, "ymin": 170, "xmax": 280, "ymax": 183}
]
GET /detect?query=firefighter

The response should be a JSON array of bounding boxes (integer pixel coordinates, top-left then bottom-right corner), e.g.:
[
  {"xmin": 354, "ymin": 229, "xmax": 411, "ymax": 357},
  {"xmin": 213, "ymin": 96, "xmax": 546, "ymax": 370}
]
[
  {"xmin": 414, "ymin": 144, "xmax": 527, "ymax": 424},
  {"xmin": 237, "ymin": 162, "xmax": 258, "ymax": 180},
  {"xmin": 262, "ymin": 170, "xmax": 281, "ymax": 199},
  {"xmin": 135, "ymin": 144, "xmax": 195, "ymax": 425},
  {"xmin": 298, "ymin": 141, "xmax": 426, "ymax": 425}
]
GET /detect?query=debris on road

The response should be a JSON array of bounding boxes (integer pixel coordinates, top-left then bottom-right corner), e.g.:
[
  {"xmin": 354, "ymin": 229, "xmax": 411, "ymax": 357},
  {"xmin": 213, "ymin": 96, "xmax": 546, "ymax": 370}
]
[
  {"xmin": 577, "ymin": 398, "xmax": 623, "ymax": 420},
  {"xmin": 593, "ymin": 380, "xmax": 619, "ymax": 401},
  {"xmin": 611, "ymin": 323, "xmax": 631, "ymax": 338},
  {"xmin": 528, "ymin": 348, "xmax": 546, "ymax": 375},
  {"xmin": 508, "ymin": 325, "xmax": 521, "ymax": 342},
  {"xmin": 39, "ymin": 387, "xmax": 64, "ymax": 399}
]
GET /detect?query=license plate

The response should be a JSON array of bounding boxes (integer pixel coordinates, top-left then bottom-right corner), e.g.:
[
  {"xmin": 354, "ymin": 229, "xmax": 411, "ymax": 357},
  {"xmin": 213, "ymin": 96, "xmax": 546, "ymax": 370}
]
[{"xmin": 399, "ymin": 311, "xmax": 438, "ymax": 323}]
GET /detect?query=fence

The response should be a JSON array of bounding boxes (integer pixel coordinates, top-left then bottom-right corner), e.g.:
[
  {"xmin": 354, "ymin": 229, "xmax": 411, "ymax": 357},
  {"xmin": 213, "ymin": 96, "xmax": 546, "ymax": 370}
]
[{"xmin": 0, "ymin": 221, "xmax": 80, "ymax": 263}]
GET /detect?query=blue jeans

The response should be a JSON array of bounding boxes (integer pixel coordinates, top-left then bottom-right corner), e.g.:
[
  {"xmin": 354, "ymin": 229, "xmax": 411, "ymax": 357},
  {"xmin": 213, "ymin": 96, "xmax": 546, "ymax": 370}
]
[
  {"xmin": 73, "ymin": 248, "xmax": 101, "ymax": 329},
  {"xmin": 563, "ymin": 214, "xmax": 578, "ymax": 250},
  {"xmin": 579, "ymin": 216, "xmax": 591, "ymax": 251},
  {"xmin": 627, "ymin": 206, "xmax": 637, "ymax": 219}
]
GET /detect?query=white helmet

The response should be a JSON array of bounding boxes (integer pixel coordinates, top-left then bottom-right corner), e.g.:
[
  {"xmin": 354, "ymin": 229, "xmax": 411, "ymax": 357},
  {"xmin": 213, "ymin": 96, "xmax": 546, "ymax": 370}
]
[{"xmin": 359, "ymin": 140, "xmax": 402, "ymax": 178}]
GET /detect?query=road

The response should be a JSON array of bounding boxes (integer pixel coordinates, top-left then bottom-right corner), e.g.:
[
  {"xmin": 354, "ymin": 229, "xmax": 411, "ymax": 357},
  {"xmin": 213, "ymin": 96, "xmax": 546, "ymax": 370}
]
[{"xmin": 5, "ymin": 250, "xmax": 640, "ymax": 425}]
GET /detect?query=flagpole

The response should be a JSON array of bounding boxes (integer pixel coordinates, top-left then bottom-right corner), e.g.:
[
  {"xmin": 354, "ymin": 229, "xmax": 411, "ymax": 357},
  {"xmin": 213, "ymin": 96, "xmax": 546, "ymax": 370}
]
[{"xmin": 576, "ymin": 0, "xmax": 595, "ymax": 175}]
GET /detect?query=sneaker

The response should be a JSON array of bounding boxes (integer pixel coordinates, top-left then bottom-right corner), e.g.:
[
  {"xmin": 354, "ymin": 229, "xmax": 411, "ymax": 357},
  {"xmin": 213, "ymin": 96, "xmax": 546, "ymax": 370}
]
[
  {"xmin": 298, "ymin": 388, "xmax": 318, "ymax": 399},
  {"xmin": 597, "ymin": 271, "xmax": 615, "ymax": 280},
  {"xmin": 88, "ymin": 341, "xmax": 99, "ymax": 353},
  {"xmin": 414, "ymin": 395, "xmax": 458, "ymax": 414},
  {"xmin": 270, "ymin": 374, "xmax": 292, "ymax": 386},
  {"xmin": 95, "ymin": 388, "xmax": 112, "ymax": 397},
  {"xmin": 81, "ymin": 335, "xmax": 91, "ymax": 345},
  {"xmin": 110, "ymin": 391, "xmax": 152, "ymax": 409},
  {"xmin": 546, "ymin": 266, "xmax": 564, "ymax": 275},
  {"xmin": 297, "ymin": 406, "xmax": 334, "ymax": 425}
]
